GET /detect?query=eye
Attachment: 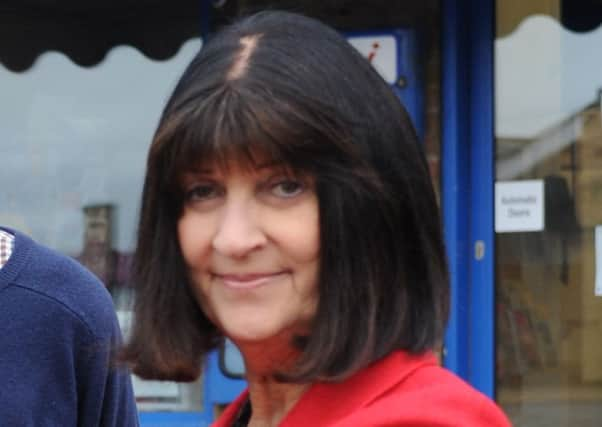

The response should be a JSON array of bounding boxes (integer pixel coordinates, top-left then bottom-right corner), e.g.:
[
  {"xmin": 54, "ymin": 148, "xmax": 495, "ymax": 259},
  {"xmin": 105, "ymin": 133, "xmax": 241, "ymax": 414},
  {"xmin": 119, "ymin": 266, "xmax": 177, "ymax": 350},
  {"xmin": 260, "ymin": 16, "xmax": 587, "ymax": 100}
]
[
  {"xmin": 184, "ymin": 183, "xmax": 220, "ymax": 202},
  {"xmin": 270, "ymin": 179, "xmax": 305, "ymax": 198}
]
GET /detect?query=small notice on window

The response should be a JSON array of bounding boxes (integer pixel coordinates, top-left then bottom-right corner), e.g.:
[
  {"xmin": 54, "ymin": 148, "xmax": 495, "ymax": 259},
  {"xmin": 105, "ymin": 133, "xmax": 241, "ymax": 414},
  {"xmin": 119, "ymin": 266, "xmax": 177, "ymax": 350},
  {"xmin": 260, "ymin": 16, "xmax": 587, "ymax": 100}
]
[
  {"xmin": 347, "ymin": 35, "xmax": 397, "ymax": 84},
  {"xmin": 495, "ymin": 180, "xmax": 544, "ymax": 233},
  {"xmin": 594, "ymin": 226, "xmax": 602, "ymax": 297}
]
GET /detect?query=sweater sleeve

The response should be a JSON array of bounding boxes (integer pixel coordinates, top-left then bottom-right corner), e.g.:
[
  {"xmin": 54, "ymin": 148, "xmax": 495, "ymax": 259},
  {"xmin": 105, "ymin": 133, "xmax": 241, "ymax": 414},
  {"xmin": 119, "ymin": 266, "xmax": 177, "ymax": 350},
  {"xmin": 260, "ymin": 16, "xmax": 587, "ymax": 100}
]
[
  {"xmin": 0, "ymin": 286, "xmax": 139, "ymax": 426},
  {"xmin": 75, "ymin": 314, "xmax": 139, "ymax": 427},
  {"xmin": 0, "ymin": 236, "xmax": 139, "ymax": 426}
]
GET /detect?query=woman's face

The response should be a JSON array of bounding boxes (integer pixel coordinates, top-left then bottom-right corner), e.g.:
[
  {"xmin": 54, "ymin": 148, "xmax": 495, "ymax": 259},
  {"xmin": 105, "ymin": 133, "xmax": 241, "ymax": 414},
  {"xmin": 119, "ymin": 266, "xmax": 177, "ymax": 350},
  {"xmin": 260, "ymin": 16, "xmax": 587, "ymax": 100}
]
[{"xmin": 177, "ymin": 158, "xmax": 320, "ymax": 345}]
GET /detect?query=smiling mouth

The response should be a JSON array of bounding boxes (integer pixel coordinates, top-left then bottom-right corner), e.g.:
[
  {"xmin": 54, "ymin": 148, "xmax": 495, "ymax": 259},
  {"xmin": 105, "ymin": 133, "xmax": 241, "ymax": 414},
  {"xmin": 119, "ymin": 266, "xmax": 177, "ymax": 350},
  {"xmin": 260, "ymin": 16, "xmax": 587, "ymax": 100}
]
[{"xmin": 213, "ymin": 271, "xmax": 288, "ymax": 290}]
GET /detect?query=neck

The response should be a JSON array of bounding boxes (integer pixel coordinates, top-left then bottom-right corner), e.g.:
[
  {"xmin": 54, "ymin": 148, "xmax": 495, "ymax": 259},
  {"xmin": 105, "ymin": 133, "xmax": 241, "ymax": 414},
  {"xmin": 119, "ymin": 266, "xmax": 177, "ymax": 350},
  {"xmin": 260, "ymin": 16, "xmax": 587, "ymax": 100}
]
[
  {"xmin": 245, "ymin": 375, "xmax": 309, "ymax": 427},
  {"xmin": 235, "ymin": 337, "xmax": 309, "ymax": 427}
]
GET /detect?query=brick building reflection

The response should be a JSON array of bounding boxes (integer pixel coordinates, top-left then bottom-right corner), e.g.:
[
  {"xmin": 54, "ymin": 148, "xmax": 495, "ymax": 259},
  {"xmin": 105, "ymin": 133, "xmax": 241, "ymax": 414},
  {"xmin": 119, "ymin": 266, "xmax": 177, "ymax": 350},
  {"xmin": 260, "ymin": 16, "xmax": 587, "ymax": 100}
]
[{"xmin": 76, "ymin": 204, "xmax": 132, "ymax": 296}]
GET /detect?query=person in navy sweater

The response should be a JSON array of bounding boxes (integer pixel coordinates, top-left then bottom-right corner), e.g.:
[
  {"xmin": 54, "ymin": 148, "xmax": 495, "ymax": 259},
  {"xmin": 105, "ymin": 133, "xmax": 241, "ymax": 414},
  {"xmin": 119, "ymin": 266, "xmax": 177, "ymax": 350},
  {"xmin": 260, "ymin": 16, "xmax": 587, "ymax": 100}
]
[{"xmin": 0, "ymin": 226, "xmax": 138, "ymax": 426}]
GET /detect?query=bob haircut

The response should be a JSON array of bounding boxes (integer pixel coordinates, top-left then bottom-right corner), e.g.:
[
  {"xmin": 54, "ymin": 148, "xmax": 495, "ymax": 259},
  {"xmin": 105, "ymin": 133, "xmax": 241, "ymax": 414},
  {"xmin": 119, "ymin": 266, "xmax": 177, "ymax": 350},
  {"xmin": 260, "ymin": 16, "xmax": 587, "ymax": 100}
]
[{"xmin": 121, "ymin": 10, "xmax": 449, "ymax": 382}]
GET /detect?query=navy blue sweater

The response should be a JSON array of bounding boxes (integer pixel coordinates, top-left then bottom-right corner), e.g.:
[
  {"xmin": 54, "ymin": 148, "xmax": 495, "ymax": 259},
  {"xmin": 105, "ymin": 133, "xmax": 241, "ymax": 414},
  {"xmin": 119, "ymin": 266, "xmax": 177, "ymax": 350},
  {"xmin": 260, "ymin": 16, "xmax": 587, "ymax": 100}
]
[{"xmin": 0, "ymin": 228, "xmax": 138, "ymax": 426}]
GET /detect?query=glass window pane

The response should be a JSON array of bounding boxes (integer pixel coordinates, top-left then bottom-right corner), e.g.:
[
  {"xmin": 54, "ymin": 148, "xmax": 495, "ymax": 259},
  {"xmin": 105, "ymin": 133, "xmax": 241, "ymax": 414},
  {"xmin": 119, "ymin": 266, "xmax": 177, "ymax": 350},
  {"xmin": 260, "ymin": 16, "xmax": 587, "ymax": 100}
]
[
  {"xmin": 495, "ymin": 1, "xmax": 602, "ymax": 425},
  {"xmin": 1, "ymin": 38, "xmax": 204, "ymax": 412}
]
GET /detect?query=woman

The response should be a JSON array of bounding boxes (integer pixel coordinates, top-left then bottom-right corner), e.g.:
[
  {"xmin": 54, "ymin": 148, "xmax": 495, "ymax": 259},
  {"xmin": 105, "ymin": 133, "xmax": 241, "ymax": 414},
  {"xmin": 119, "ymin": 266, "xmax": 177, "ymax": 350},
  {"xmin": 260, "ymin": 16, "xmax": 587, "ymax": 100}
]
[{"xmin": 121, "ymin": 11, "xmax": 511, "ymax": 427}]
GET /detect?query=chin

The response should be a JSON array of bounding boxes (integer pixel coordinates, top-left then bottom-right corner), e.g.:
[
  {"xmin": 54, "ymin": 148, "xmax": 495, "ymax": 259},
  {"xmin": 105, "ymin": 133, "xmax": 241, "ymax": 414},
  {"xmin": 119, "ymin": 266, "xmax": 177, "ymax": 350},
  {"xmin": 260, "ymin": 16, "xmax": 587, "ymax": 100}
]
[
  {"xmin": 221, "ymin": 320, "xmax": 288, "ymax": 345},
  {"xmin": 225, "ymin": 328, "xmax": 277, "ymax": 344}
]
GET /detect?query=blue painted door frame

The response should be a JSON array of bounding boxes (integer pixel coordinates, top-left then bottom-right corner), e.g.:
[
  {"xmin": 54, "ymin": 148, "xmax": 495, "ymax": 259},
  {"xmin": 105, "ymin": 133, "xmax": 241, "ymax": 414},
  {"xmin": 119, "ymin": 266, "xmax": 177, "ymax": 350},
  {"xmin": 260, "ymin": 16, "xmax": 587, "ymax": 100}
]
[{"xmin": 441, "ymin": 0, "xmax": 496, "ymax": 398}]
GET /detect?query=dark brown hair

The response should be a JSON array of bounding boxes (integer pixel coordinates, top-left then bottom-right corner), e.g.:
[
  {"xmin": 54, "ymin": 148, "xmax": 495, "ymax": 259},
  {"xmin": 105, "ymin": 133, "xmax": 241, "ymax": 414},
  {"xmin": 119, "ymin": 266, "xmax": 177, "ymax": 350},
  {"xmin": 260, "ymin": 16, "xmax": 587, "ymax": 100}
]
[{"xmin": 120, "ymin": 10, "xmax": 449, "ymax": 382}]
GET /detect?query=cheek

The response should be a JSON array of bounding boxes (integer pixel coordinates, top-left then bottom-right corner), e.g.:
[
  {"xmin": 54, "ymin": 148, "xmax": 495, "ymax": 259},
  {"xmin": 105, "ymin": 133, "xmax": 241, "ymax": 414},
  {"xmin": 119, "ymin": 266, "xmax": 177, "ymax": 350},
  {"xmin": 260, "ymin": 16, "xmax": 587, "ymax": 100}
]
[
  {"xmin": 177, "ymin": 212, "xmax": 212, "ymax": 268},
  {"xmin": 176, "ymin": 216, "xmax": 193, "ymax": 264},
  {"xmin": 177, "ymin": 214, "xmax": 216, "ymax": 316},
  {"xmin": 276, "ymin": 210, "xmax": 320, "ymax": 263},
  {"xmin": 290, "ymin": 229, "xmax": 320, "ymax": 264}
]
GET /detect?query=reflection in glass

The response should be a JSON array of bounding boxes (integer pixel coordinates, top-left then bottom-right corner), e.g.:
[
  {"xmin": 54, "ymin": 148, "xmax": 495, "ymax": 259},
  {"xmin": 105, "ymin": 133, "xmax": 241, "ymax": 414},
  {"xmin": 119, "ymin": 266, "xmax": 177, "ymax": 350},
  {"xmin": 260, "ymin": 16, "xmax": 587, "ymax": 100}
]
[
  {"xmin": 496, "ymin": 3, "xmax": 602, "ymax": 425},
  {"xmin": 0, "ymin": 40, "xmax": 204, "ymax": 412}
]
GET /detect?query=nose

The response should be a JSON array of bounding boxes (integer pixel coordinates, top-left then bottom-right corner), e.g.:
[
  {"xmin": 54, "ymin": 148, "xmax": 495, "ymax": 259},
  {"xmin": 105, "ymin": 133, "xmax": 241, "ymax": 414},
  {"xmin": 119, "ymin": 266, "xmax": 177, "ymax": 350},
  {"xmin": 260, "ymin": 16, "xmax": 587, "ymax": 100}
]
[{"xmin": 212, "ymin": 200, "xmax": 267, "ymax": 258}]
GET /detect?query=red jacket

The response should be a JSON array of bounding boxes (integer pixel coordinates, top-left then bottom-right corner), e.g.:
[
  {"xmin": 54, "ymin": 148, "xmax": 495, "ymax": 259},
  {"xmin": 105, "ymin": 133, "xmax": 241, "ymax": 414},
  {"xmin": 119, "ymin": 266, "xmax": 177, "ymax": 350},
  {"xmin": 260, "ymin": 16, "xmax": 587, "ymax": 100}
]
[{"xmin": 212, "ymin": 350, "xmax": 511, "ymax": 427}]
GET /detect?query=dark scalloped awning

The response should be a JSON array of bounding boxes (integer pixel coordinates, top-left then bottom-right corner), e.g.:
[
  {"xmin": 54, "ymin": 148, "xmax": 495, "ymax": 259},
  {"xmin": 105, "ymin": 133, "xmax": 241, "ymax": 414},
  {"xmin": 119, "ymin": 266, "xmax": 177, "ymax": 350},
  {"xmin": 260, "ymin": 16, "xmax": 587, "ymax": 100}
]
[
  {"xmin": 497, "ymin": 0, "xmax": 602, "ymax": 37},
  {"xmin": 0, "ymin": 0, "xmax": 203, "ymax": 72},
  {"xmin": 561, "ymin": 0, "xmax": 602, "ymax": 32},
  {"xmin": 1, "ymin": 0, "xmax": 442, "ymax": 72}
]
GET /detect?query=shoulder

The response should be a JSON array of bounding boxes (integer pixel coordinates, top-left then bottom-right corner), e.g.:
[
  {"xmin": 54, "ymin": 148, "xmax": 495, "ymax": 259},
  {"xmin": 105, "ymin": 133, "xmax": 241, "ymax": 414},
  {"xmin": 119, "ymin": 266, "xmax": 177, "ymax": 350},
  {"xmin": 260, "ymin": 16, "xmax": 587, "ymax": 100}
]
[
  {"xmin": 353, "ymin": 360, "xmax": 512, "ymax": 427},
  {"xmin": 282, "ymin": 351, "xmax": 511, "ymax": 427},
  {"xmin": 6, "ymin": 230, "xmax": 119, "ymax": 341}
]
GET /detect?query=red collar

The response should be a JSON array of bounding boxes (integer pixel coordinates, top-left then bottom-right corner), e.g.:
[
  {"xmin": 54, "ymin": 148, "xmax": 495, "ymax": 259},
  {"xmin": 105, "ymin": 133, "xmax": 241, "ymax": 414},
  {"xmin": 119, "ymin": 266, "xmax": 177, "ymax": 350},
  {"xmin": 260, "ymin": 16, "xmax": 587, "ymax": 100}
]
[{"xmin": 214, "ymin": 351, "xmax": 437, "ymax": 427}]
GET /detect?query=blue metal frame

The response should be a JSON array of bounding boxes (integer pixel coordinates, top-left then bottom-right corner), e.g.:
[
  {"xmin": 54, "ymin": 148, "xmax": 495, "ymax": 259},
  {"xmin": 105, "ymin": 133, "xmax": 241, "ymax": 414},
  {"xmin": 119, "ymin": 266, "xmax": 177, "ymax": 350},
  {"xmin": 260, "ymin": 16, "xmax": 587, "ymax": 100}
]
[
  {"xmin": 441, "ymin": 0, "xmax": 495, "ymax": 397},
  {"xmin": 441, "ymin": 0, "xmax": 471, "ymax": 381},
  {"xmin": 467, "ymin": 0, "xmax": 495, "ymax": 397}
]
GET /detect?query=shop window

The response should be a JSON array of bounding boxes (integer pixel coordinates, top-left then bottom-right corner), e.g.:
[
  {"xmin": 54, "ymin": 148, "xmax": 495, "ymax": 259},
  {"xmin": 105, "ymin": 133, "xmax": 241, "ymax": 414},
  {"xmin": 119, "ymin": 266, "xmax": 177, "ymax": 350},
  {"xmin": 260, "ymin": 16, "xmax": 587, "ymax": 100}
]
[
  {"xmin": 495, "ymin": 1, "xmax": 602, "ymax": 425},
  {"xmin": 0, "ymin": 2, "xmax": 204, "ymax": 412}
]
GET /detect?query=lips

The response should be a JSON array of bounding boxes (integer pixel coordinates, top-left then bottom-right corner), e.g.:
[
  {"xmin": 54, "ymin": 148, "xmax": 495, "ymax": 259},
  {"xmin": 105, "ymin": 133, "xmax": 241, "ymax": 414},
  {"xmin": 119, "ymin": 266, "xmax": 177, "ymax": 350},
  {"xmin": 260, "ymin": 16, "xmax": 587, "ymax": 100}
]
[{"xmin": 213, "ymin": 271, "xmax": 287, "ymax": 289}]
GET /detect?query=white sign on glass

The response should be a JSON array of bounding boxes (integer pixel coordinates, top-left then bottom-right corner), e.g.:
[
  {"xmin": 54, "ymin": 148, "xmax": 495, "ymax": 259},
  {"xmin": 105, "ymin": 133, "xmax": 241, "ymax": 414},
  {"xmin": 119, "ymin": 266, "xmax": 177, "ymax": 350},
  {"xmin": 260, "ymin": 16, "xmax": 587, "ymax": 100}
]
[
  {"xmin": 347, "ymin": 35, "xmax": 397, "ymax": 84},
  {"xmin": 495, "ymin": 180, "xmax": 545, "ymax": 233}
]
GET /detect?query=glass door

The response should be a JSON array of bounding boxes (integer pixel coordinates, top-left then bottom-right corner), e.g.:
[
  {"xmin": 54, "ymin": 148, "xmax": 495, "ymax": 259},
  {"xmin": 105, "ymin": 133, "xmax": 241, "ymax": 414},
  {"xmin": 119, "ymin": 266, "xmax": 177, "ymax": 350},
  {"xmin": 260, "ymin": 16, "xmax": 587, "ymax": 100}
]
[{"xmin": 495, "ymin": 1, "xmax": 602, "ymax": 425}]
